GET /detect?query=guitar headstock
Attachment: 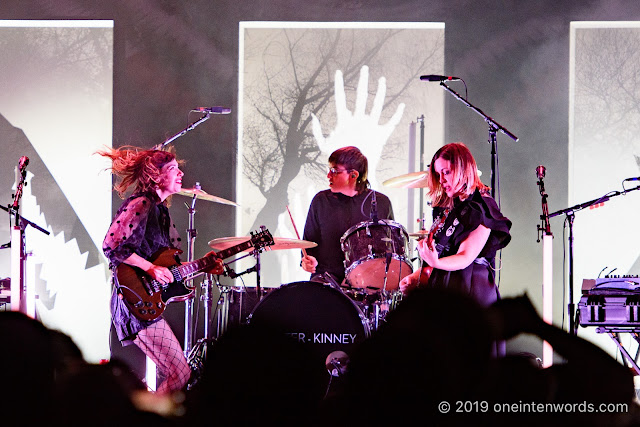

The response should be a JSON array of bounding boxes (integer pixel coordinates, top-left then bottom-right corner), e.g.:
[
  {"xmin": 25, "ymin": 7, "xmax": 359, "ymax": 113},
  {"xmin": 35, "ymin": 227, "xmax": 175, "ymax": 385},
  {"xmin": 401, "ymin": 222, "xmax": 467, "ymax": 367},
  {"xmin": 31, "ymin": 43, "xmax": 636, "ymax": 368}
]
[{"xmin": 250, "ymin": 226, "xmax": 274, "ymax": 251}]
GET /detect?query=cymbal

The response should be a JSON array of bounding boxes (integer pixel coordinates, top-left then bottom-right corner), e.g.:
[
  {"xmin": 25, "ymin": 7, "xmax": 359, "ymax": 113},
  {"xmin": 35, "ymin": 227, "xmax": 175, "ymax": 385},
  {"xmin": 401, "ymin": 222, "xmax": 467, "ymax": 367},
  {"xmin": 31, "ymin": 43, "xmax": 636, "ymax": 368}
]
[
  {"xmin": 409, "ymin": 230, "xmax": 429, "ymax": 240},
  {"xmin": 208, "ymin": 236, "xmax": 317, "ymax": 251},
  {"xmin": 176, "ymin": 187, "xmax": 239, "ymax": 206},
  {"xmin": 382, "ymin": 171, "xmax": 430, "ymax": 189}
]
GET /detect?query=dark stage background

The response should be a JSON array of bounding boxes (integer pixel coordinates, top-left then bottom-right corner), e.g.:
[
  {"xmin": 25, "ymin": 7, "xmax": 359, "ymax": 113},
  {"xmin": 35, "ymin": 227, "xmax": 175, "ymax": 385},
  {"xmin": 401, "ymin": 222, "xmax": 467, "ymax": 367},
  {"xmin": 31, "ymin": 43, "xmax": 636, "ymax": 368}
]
[{"xmin": 2, "ymin": 0, "xmax": 638, "ymax": 377}]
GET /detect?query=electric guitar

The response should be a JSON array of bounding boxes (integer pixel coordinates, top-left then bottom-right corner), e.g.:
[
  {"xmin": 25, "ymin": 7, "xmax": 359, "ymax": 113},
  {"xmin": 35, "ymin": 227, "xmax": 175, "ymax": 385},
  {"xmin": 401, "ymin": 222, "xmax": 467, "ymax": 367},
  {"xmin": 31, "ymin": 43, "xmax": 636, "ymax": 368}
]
[
  {"xmin": 115, "ymin": 227, "xmax": 274, "ymax": 321},
  {"xmin": 416, "ymin": 211, "xmax": 449, "ymax": 285}
]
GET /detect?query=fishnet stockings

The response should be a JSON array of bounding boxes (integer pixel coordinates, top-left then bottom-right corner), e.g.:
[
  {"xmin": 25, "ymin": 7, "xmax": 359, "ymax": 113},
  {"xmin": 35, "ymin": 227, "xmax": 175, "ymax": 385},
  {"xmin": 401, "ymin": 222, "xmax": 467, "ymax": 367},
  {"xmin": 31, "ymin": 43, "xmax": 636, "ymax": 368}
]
[{"xmin": 134, "ymin": 319, "xmax": 191, "ymax": 394}]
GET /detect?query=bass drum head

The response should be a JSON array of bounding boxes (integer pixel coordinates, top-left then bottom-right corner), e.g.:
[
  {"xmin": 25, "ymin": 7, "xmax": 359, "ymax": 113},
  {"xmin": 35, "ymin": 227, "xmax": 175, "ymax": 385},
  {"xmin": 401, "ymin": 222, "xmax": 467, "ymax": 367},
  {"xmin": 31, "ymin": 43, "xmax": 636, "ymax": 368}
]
[{"xmin": 248, "ymin": 281, "xmax": 370, "ymax": 366}]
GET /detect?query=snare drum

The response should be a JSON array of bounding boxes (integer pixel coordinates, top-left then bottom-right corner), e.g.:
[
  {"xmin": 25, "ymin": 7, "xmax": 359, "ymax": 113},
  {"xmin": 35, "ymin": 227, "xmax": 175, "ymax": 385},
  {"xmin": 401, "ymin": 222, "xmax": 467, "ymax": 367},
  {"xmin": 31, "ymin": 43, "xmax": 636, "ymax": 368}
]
[
  {"xmin": 341, "ymin": 219, "xmax": 413, "ymax": 292},
  {"xmin": 248, "ymin": 281, "xmax": 370, "ymax": 365}
]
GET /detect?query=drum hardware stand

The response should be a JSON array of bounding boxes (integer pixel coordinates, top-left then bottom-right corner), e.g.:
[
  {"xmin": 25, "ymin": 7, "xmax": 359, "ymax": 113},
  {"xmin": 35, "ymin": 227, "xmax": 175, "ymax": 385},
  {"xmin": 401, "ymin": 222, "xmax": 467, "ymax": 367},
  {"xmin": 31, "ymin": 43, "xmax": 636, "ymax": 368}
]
[
  {"xmin": 214, "ymin": 254, "xmax": 260, "ymax": 336},
  {"xmin": 201, "ymin": 249, "xmax": 265, "ymax": 339},
  {"xmin": 185, "ymin": 248, "xmax": 268, "ymax": 389},
  {"xmin": 223, "ymin": 249, "xmax": 261, "ymax": 286},
  {"xmin": 372, "ymin": 292, "xmax": 387, "ymax": 331},
  {"xmin": 548, "ymin": 183, "xmax": 640, "ymax": 336},
  {"xmin": 215, "ymin": 283, "xmax": 234, "ymax": 338},
  {"xmin": 187, "ymin": 248, "xmax": 263, "ymax": 384},
  {"xmin": 183, "ymin": 183, "xmax": 201, "ymax": 357},
  {"xmin": 320, "ymin": 272, "xmax": 342, "ymax": 291},
  {"xmin": 186, "ymin": 273, "xmax": 219, "ymax": 388},
  {"xmin": 370, "ymin": 245, "xmax": 400, "ymax": 330}
]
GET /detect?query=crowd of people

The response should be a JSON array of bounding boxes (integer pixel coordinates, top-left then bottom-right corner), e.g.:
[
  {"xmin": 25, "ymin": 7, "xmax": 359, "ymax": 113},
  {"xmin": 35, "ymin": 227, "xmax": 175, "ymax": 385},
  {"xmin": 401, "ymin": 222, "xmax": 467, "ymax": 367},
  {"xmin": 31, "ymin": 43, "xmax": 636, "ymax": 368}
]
[{"xmin": 4, "ymin": 288, "xmax": 638, "ymax": 425}]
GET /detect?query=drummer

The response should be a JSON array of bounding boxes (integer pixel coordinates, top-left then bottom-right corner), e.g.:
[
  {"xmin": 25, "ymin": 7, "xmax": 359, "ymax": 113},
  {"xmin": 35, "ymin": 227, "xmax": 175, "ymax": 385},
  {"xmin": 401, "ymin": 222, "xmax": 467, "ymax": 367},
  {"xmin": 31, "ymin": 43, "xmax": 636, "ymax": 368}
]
[{"xmin": 301, "ymin": 146, "xmax": 394, "ymax": 284}]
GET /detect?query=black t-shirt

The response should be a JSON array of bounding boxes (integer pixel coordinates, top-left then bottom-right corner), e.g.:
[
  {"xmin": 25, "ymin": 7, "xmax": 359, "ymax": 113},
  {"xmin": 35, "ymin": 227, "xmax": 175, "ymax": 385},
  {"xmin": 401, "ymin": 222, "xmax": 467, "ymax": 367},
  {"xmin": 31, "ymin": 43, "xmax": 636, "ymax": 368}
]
[{"xmin": 302, "ymin": 189, "xmax": 393, "ymax": 283}]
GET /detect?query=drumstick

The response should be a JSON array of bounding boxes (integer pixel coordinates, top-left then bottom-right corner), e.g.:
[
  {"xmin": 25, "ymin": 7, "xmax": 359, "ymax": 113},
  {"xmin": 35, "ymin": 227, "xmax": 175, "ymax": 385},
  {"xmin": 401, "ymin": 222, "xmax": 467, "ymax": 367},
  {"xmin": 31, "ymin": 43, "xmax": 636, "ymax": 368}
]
[{"xmin": 286, "ymin": 205, "xmax": 307, "ymax": 257}]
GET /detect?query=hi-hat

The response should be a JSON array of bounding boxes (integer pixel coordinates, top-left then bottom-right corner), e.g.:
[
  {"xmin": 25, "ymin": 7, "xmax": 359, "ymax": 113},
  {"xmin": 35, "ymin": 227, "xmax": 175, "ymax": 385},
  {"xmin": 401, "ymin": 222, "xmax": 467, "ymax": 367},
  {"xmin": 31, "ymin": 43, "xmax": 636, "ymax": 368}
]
[
  {"xmin": 176, "ymin": 187, "xmax": 239, "ymax": 206},
  {"xmin": 383, "ymin": 171, "xmax": 430, "ymax": 189},
  {"xmin": 209, "ymin": 236, "xmax": 317, "ymax": 251}
]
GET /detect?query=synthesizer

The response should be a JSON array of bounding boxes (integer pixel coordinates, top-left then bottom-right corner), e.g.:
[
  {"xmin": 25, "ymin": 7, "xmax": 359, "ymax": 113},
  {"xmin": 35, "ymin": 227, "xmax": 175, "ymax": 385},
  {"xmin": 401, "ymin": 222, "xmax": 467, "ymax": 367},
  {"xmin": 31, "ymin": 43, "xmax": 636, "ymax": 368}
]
[{"xmin": 578, "ymin": 276, "xmax": 640, "ymax": 327}]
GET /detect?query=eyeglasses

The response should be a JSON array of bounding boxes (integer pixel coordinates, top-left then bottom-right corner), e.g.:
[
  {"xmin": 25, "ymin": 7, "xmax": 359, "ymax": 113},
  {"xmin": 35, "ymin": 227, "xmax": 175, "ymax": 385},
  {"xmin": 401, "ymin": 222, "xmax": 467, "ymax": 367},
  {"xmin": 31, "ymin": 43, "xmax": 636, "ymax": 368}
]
[{"xmin": 328, "ymin": 167, "xmax": 350, "ymax": 175}]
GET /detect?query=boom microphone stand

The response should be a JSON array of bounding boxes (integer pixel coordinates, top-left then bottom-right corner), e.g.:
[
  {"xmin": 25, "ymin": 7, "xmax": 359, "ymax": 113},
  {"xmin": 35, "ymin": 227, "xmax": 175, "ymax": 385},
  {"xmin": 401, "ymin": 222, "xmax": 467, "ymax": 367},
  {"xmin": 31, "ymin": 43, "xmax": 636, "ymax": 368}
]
[
  {"xmin": 423, "ymin": 76, "xmax": 519, "ymax": 204},
  {"xmin": 2, "ymin": 158, "xmax": 49, "ymax": 316},
  {"xmin": 536, "ymin": 166, "xmax": 554, "ymax": 366},
  {"xmin": 147, "ymin": 107, "xmax": 230, "ymax": 355},
  {"xmin": 439, "ymin": 82, "xmax": 518, "ymax": 202}
]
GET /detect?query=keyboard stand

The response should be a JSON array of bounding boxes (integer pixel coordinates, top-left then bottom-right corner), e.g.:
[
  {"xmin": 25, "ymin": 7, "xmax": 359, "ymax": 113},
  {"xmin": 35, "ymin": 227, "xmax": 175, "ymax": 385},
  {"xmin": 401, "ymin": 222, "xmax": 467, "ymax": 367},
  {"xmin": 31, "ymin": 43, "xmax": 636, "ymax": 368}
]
[{"xmin": 596, "ymin": 327, "xmax": 640, "ymax": 375}]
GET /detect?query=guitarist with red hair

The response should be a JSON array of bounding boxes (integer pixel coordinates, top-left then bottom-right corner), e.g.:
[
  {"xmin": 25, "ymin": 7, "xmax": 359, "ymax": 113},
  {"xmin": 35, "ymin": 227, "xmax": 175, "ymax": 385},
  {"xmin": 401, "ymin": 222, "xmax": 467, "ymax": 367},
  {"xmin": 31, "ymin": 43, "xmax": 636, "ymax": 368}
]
[{"xmin": 100, "ymin": 146, "xmax": 223, "ymax": 394}]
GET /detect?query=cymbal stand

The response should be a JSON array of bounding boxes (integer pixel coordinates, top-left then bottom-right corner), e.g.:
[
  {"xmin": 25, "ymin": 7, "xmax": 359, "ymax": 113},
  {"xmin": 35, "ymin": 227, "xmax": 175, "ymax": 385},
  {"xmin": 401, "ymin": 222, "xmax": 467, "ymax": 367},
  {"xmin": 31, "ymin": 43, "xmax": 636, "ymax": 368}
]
[{"xmin": 183, "ymin": 183, "xmax": 200, "ymax": 357}]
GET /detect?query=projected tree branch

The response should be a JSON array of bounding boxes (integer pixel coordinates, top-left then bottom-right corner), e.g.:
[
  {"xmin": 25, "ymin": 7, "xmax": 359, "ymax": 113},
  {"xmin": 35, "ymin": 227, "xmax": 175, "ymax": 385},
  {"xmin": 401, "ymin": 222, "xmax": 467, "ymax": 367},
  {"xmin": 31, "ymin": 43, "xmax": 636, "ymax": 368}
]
[
  {"xmin": 242, "ymin": 28, "xmax": 442, "ymax": 232},
  {"xmin": 574, "ymin": 28, "xmax": 640, "ymax": 148}
]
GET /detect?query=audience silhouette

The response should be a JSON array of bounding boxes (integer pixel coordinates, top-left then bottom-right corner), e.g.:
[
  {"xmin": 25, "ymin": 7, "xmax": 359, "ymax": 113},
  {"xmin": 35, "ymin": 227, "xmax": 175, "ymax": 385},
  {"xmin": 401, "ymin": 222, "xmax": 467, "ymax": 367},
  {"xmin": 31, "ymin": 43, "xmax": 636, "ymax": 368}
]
[
  {"xmin": 3, "ymin": 287, "xmax": 640, "ymax": 426},
  {"xmin": 0, "ymin": 312, "xmax": 175, "ymax": 426}
]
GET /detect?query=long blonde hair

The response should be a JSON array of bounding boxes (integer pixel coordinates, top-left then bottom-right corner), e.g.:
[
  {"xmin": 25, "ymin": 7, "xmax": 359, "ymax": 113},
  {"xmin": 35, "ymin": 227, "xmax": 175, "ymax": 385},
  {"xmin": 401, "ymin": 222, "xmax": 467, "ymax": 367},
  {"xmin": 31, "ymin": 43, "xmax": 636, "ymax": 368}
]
[
  {"xmin": 97, "ymin": 146, "xmax": 180, "ymax": 199},
  {"xmin": 427, "ymin": 142, "xmax": 488, "ymax": 208}
]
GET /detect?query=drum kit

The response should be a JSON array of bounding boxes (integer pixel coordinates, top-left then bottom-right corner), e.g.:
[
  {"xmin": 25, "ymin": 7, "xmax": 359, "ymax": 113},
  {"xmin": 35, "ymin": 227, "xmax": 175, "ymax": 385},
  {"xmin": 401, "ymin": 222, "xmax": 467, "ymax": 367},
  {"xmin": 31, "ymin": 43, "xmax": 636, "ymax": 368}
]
[{"xmin": 178, "ymin": 170, "xmax": 432, "ymax": 384}]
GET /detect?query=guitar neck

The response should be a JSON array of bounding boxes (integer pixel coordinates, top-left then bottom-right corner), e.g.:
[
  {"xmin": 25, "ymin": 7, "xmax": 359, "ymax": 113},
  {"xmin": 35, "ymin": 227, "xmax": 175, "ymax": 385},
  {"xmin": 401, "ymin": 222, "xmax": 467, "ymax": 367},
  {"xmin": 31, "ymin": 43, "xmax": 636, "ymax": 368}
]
[{"xmin": 176, "ymin": 238, "xmax": 256, "ymax": 278}]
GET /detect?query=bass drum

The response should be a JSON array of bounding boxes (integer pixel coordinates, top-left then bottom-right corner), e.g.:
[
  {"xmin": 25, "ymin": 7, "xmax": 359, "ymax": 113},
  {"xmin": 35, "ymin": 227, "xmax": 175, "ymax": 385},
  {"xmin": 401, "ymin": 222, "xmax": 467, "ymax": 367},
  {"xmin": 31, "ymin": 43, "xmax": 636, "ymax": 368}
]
[{"xmin": 248, "ymin": 281, "xmax": 370, "ymax": 366}]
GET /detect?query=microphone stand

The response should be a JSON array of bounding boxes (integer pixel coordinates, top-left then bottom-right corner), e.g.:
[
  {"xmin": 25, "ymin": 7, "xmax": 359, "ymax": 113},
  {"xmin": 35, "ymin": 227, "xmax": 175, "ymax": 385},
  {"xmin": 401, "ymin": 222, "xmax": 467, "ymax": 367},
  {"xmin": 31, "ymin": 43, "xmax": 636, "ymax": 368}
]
[
  {"xmin": 548, "ymin": 184, "xmax": 640, "ymax": 335},
  {"xmin": 418, "ymin": 115, "xmax": 426, "ymax": 228},
  {"xmin": 149, "ymin": 110, "xmax": 220, "ymax": 353},
  {"xmin": 437, "ymin": 82, "xmax": 519, "ymax": 204},
  {"xmin": 536, "ymin": 168, "xmax": 554, "ymax": 366},
  {"xmin": 370, "ymin": 190, "xmax": 379, "ymax": 223},
  {"xmin": 153, "ymin": 112, "xmax": 213, "ymax": 150},
  {"xmin": 2, "ymin": 181, "xmax": 49, "ymax": 316}
]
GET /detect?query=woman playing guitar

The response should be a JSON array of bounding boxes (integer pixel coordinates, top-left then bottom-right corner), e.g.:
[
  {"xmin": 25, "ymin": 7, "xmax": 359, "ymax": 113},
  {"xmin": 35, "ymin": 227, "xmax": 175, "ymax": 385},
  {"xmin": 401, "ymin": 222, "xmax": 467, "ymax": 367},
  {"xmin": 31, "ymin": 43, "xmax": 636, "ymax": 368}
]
[
  {"xmin": 99, "ymin": 146, "xmax": 223, "ymax": 394},
  {"xmin": 399, "ymin": 143, "xmax": 511, "ymax": 312}
]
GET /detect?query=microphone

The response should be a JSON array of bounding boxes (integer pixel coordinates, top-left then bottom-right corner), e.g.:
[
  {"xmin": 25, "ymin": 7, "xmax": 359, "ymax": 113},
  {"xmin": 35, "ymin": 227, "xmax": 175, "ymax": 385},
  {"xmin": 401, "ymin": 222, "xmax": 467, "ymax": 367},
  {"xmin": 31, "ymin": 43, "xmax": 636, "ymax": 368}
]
[
  {"xmin": 370, "ymin": 190, "xmax": 379, "ymax": 222},
  {"xmin": 535, "ymin": 165, "xmax": 546, "ymax": 180},
  {"xmin": 385, "ymin": 251, "xmax": 393, "ymax": 273},
  {"xmin": 624, "ymin": 176, "xmax": 640, "ymax": 181},
  {"xmin": 12, "ymin": 156, "xmax": 29, "ymax": 209},
  {"xmin": 420, "ymin": 74, "xmax": 461, "ymax": 82},
  {"xmin": 18, "ymin": 156, "xmax": 29, "ymax": 173},
  {"xmin": 325, "ymin": 351, "xmax": 349, "ymax": 377},
  {"xmin": 191, "ymin": 106, "xmax": 231, "ymax": 114}
]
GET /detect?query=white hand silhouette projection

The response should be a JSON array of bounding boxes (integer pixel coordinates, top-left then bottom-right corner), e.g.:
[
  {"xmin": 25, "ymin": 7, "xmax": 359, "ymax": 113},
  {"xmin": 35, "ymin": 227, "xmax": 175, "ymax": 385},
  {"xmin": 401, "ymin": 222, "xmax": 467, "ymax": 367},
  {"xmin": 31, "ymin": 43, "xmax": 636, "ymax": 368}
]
[{"xmin": 311, "ymin": 65, "xmax": 405, "ymax": 188}]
